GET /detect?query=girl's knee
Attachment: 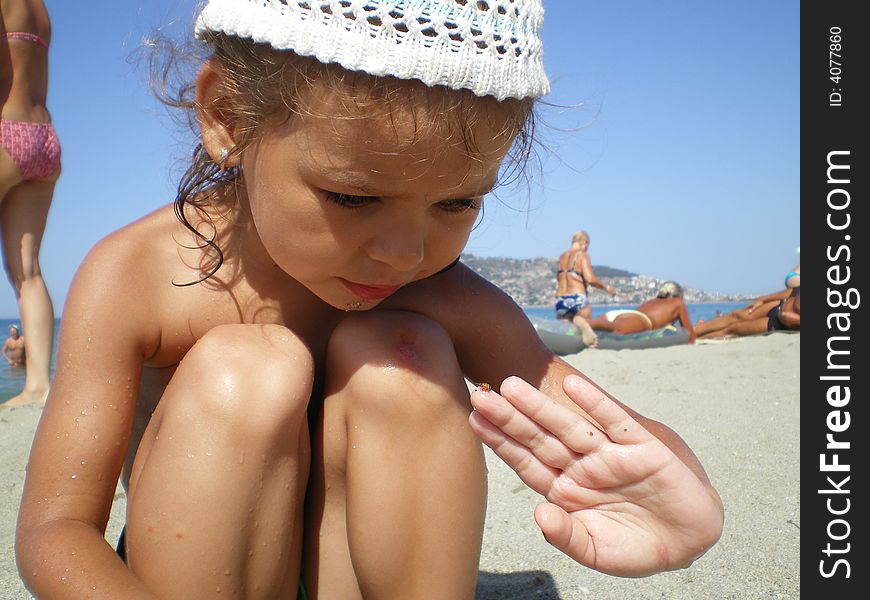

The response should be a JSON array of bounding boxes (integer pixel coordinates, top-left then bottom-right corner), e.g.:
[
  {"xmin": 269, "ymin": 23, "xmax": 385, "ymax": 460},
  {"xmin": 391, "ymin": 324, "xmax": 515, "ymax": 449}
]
[
  {"xmin": 174, "ymin": 324, "xmax": 314, "ymax": 436},
  {"xmin": 329, "ymin": 311, "xmax": 457, "ymax": 375},
  {"xmin": 327, "ymin": 311, "xmax": 465, "ymax": 415}
]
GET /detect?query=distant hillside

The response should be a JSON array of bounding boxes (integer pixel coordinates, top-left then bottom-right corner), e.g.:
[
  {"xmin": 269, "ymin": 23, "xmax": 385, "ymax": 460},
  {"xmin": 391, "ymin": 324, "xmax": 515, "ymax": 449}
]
[{"xmin": 460, "ymin": 254, "xmax": 748, "ymax": 307}]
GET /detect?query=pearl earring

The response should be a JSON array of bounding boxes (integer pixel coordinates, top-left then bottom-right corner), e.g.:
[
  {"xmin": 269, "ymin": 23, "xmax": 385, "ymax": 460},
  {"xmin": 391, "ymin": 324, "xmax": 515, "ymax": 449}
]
[{"xmin": 218, "ymin": 148, "xmax": 230, "ymax": 168}]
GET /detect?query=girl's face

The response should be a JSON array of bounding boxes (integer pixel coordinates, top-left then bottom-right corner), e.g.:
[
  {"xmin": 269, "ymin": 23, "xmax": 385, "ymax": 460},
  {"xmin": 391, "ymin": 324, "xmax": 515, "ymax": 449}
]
[{"xmin": 239, "ymin": 104, "xmax": 512, "ymax": 311}]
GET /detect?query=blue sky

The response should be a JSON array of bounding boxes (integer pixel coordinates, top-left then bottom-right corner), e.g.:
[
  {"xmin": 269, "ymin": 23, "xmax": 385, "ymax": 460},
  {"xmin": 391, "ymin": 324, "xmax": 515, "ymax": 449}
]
[{"xmin": 2, "ymin": 0, "xmax": 799, "ymax": 318}]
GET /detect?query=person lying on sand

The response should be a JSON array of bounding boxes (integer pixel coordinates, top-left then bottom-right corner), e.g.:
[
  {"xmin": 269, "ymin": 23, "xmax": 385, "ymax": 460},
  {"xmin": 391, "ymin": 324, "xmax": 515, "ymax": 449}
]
[
  {"xmin": 588, "ymin": 281, "xmax": 696, "ymax": 343},
  {"xmin": 695, "ymin": 286, "xmax": 800, "ymax": 339}
]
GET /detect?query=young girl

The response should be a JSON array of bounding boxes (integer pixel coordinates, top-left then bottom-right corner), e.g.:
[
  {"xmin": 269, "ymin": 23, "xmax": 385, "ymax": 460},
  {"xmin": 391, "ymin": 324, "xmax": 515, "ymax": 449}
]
[{"xmin": 16, "ymin": 1, "xmax": 723, "ymax": 598}]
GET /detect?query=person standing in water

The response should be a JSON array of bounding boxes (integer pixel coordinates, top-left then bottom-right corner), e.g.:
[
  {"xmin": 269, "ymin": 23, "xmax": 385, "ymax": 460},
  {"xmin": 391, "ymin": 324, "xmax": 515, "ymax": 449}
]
[{"xmin": 2, "ymin": 323, "xmax": 25, "ymax": 366}]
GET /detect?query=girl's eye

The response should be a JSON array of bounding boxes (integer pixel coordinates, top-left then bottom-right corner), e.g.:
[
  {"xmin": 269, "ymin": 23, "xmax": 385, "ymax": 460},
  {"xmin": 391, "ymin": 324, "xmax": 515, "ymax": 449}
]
[
  {"xmin": 437, "ymin": 198, "xmax": 481, "ymax": 214},
  {"xmin": 324, "ymin": 191, "xmax": 480, "ymax": 214},
  {"xmin": 325, "ymin": 192, "xmax": 377, "ymax": 209}
]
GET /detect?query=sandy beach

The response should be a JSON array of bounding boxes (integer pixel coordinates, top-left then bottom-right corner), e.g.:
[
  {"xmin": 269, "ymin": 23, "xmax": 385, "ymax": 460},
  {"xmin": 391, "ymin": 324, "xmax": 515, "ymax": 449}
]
[{"xmin": 0, "ymin": 333, "xmax": 799, "ymax": 599}]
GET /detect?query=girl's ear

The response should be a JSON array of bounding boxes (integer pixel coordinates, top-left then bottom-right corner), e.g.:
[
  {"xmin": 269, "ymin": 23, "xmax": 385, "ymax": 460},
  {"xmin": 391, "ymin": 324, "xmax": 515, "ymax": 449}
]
[{"xmin": 196, "ymin": 58, "xmax": 240, "ymax": 168}]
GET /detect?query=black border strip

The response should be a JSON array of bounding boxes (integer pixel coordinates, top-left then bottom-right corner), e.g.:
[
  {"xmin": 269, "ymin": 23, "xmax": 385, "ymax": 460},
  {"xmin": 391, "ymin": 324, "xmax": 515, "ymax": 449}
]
[{"xmin": 802, "ymin": 1, "xmax": 868, "ymax": 595}]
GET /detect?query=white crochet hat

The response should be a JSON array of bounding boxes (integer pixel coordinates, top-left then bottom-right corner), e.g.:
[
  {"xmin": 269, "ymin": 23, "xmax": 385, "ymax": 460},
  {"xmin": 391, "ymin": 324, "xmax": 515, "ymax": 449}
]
[{"xmin": 194, "ymin": 0, "xmax": 549, "ymax": 101}]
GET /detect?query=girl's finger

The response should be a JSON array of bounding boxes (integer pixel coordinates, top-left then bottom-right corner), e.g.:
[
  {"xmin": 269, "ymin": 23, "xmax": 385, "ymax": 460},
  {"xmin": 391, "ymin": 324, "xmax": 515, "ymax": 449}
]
[
  {"xmin": 495, "ymin": 377, "xmax": 608, "ymax": 454},
  {"xmin": 562, "ymin": 375, "xmax": 653, "ymax": 445},
  {"xmin": 534, "ymin": 502, "xmax": 594, "ymax": 567},
  {"xmin": 471, "ymin": 384, "xmax": 600, "ymax": 464},
  {"xmin": 468, "ymin": 410, "xmax": 558, "ymax": 495}
]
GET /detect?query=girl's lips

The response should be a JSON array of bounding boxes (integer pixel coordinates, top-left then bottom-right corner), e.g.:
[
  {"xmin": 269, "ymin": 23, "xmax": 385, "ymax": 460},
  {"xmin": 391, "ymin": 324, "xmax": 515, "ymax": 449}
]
[{"xmin": 340, "ymin": 279, "xmax": 402, "ymax": 300}]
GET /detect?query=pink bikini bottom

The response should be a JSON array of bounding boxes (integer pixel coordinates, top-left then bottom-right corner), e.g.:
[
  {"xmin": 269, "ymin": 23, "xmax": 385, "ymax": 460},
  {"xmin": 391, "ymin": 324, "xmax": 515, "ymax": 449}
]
[{"xmin": 0, "ymin": 119, "xmax": 61, "ymax": 181}]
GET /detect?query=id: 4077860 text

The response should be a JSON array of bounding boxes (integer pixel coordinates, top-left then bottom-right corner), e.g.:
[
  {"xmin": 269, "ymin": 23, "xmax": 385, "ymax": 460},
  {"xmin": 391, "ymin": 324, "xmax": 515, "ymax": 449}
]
[{"xmin": 829, "ymin": 26, "xmax": 842, "ymax": 107}]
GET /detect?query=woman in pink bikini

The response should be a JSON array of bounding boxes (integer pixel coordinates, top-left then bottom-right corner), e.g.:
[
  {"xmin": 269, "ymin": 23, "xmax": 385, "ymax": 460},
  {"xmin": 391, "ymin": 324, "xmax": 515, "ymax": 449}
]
[{"xmin": 0, "ymin": 0, "xmax": 58, "ymax": 406}]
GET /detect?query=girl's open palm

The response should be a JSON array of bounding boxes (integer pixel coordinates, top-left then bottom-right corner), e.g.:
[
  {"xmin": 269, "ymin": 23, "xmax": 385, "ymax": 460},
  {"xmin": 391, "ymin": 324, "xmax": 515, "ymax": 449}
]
[{"xmin": 469, "ymin": 375, "xmax": 723, "ymax": 576}]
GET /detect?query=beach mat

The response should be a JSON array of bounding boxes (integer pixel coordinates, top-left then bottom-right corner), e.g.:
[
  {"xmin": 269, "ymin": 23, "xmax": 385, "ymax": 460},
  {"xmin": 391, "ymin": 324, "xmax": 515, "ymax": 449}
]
[{"xmin": 531, "ymin": 318, "xmax": 690, "ymax": 354}]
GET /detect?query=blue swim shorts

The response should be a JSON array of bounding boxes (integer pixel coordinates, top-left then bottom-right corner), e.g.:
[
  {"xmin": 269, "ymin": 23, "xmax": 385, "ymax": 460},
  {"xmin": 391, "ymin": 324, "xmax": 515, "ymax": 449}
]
[{"xmin": 555, "ymin": 294, "xmax": 588, "ymax": 320}]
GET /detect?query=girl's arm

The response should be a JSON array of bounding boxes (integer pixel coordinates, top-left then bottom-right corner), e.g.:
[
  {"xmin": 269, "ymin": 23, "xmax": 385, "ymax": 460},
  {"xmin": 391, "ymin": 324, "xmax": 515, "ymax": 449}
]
[
  {"xmin": 432, "ymin": 267, "xmax": 710, "ymax": 479},
  {"xmin": 16, "ymin": 234, "xmax": 162, "ymax": 600},
  {"xmin": 409, "ymin": 266, "xmax": 723, "ymax": 574}
]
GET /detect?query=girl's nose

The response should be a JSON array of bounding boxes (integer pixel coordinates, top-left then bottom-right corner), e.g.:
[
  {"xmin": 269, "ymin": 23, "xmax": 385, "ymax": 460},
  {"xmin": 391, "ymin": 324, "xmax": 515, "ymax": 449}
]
[{"xmin": 366, "ymin": 219, "xmax": 426, "ymax": 273}]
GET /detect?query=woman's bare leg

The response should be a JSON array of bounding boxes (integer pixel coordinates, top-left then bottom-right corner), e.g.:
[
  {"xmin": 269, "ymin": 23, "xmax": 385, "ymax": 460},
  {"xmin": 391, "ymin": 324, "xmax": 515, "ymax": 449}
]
[
  {"xmin": 698, "ymin": 315, "xmax": 772, "ymax": 339},
  {"xmin": 587, "ymin": 316, "xmax": 615, "ymax": 333},
  {"xmin": 126, "ymin": 324, "xmax": 313, "ymax": 599},
  {"xmin": 695, "ymin": 300, "xmax": 779, "ymax": 338},
  {"xmin": 722, "ymin": 317, "xmax": 772, "ymax": 337},
  {"xmin": 573, "ymin": 307, "xmax": 598, "ymax": 347},
  {"xmin": 1, "ymin": 178, "xmax": 56, "ymax": 405},
  {"xmin": 304, "ymin": 311, "xmax": 487, "ymax": 600}
]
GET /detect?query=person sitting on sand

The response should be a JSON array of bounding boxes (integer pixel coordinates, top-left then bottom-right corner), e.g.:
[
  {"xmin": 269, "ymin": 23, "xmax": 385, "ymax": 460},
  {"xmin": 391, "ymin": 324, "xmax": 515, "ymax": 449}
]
[
  {"xmin": 695, "ymin": 285, "xmax": 800, "ymax": 339},
  {"xmin": 554, "ymin": 230, "xmax": 615, "ymax": 347},
  {"xmin": 15, "ymin": 2, "xmax": 723, "ymax": 597},
  {"xmin": 2, "ymin": 323, "xmax": 26, "ymax": 366},
  {"xmin": 588, "ymin": 281, "xmax": 697, "ymax": 343},
  {"xmin": 775, "ymin": 286, "xmax": 800, "ymax": 329}
]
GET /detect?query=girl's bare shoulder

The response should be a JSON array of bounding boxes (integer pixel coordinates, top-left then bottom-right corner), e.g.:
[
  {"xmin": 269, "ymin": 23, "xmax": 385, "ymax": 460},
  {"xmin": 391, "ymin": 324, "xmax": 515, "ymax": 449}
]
[
  {"xmin": 67, "ymin": 205, "xmax": 208, "ymax": 355},
  {"xmin": 76, "ymin": 205, "xmax": 188, "ymax": 290}
]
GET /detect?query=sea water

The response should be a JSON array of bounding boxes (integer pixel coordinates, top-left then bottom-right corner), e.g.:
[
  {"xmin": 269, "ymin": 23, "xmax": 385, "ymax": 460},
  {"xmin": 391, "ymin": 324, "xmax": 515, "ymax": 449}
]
[{"xmin": 1, "ymin": 304, "xmax": 742, "ymax": 404}]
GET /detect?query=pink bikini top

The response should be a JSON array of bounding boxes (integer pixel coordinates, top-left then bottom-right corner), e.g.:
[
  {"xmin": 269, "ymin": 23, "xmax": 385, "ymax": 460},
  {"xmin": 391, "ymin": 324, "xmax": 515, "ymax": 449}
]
[{"xmin": 1, "ymin": 31, "xmax": 49, "ymax": 49}]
